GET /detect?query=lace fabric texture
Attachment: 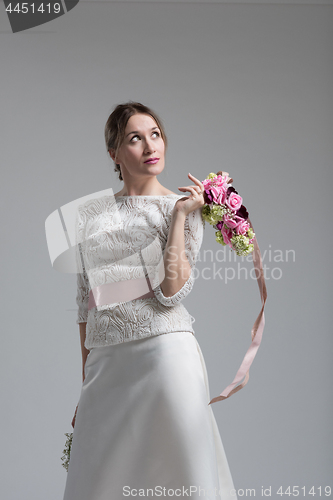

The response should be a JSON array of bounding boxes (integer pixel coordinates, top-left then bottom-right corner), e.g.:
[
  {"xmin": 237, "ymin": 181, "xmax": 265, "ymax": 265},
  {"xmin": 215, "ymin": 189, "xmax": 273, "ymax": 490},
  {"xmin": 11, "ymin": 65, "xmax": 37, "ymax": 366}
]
[{"xmin": 75, "ymin": 194, "xmax": 205, "ymax": 349}]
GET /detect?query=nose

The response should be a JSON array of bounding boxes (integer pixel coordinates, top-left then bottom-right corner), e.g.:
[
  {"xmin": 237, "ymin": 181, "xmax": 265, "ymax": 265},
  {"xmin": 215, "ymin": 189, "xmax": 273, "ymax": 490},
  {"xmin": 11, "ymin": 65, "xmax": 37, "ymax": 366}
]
[{"xmin": 143, "ymin": 137, "xmax": 156, "ymax": 154}]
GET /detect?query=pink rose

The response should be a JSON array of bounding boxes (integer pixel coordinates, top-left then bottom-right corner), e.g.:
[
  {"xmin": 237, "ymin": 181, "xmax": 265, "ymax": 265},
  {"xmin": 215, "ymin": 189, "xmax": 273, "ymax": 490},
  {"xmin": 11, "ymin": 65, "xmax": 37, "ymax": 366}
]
[
  {"xmin": 211, "ymin": 186, "xmax": 223, "ymax": 204},
  {"xmin": 226, "ymin": 192, "xmax": 243, "ymax": 212},
  {"xmin": 211, "ymin": 184, "xmax": 228, "ymax": 205},
  {"xmin": 221, "ymin": 225, "xmax": 233, "ymax": 246},
  {"xmin": 224, "ymin": 213, "xmax": 239, "ymax": 229},
  {"xmin": 235, "ymin": 219, "xmax": 250, "ymax": 235},
  {"xmin": 203, "ymin": 176, "xmax": 230, "ymax": 205},
  {"xmin": 221, "ymin": 186, "xmax": 229, "ymax": 204}
]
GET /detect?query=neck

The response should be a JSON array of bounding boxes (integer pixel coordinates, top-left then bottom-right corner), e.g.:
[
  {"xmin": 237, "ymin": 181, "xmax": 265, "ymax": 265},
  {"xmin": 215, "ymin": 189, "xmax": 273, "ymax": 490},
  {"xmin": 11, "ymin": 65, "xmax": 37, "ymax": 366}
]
[{"xmin": 118, "ymin": 179, "xmax": 166, "ymax": 197}]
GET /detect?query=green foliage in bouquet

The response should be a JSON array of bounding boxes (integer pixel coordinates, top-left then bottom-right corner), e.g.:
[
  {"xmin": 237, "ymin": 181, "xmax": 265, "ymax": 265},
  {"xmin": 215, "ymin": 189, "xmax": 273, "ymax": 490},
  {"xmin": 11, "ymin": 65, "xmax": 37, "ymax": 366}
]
[
  {"xmin": 202, "ymin": 204, "xmax": 228, "ymax": 225},
  {"xmin": 61, "ymin": 432, "xmax": 73, "ymax": 472},
  {"xmin": 230, "ymin": 233, "xmax": 255, "ymax": 256}
]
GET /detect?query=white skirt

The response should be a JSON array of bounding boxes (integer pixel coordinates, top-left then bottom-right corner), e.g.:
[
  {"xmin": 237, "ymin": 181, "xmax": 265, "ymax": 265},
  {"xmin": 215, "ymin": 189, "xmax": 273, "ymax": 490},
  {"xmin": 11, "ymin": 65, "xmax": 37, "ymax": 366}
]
[{"xmin": 63, "ymin": 331, "xmax": 237, "ymax": 500}]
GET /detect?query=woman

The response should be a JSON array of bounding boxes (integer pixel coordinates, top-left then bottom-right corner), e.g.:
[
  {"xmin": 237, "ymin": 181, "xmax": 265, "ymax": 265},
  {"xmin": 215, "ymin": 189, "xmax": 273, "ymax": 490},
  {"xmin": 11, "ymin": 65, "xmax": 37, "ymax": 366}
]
[{"xmin": 63, "ymin": 102, "xmax": 237, "ymax": 500}]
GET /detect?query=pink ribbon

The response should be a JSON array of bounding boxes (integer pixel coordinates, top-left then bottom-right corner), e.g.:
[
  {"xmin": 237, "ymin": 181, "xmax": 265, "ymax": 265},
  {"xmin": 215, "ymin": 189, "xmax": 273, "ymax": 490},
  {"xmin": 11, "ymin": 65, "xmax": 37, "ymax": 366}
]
[
  {"xmin": 208, "ymin": 217, "xmax": 267, "ymax": 405},
  {"xmin": 88, "ymin": 276, "xmax": 155, "ymax": 310}
]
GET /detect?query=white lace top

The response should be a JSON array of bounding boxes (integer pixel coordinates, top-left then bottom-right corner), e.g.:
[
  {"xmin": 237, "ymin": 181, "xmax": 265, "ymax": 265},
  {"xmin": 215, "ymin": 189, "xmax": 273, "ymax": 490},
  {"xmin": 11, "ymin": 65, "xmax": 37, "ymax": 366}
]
[{"xmin": 75, "ymin": 194, "xmax": 205, "ymax": 350}]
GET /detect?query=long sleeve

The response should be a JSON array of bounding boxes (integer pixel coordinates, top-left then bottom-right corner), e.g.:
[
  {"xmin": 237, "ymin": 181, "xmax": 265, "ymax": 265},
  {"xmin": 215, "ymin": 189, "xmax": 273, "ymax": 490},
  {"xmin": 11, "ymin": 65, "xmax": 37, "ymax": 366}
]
[
  {"xmin": 75, "ymin": 206, "xmax": 90, "ymax": 324},
  {"xmin": 153, "ymin": 206, "xmax": 204, "ymax": 307}
]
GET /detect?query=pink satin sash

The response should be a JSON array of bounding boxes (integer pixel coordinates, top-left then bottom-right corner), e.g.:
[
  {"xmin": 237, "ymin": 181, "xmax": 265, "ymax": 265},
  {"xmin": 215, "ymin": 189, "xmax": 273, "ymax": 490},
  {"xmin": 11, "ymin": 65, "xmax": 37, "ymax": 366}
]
[
  {"xmin": 88, "ymin": 276, "xmax": 155, "ymax": 310},
  {"xmin": 208, "ymin": 217, "xmax": 267, "ymax": 405}
]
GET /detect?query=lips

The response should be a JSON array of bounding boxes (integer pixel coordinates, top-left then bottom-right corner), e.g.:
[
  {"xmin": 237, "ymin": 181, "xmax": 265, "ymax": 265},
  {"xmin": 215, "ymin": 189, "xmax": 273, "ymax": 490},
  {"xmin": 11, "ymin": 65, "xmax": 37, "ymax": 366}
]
[{"xmin": 144, "ymin": 158, "xmax": 159, "ymax": 164}]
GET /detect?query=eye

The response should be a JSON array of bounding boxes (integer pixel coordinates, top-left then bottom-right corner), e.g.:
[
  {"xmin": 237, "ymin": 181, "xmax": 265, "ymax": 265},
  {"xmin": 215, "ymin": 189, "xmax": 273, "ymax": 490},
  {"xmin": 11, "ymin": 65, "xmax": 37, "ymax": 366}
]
[{"xmin": 130, "ymin": 131, "xmax": 160, "ymax": 143}]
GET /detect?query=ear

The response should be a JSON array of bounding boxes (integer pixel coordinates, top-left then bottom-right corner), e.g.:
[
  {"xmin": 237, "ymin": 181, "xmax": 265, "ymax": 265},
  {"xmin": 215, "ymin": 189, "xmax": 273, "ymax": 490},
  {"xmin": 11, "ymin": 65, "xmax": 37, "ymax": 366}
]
[{"xmin": 109, "ymin": 149, "xmax": 116, "ymax": 162}]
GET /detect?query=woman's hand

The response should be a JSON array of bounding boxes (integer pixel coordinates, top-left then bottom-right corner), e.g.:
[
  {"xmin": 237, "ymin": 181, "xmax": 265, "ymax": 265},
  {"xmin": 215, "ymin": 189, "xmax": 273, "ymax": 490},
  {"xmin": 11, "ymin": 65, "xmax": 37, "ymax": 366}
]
[
  {"xmin": 174, "ymin": 173, "xmax": 205, "ymax": 217},
  {"xmin": 174, "ymin": 171, "xmax": 232, "ymax": 216}
]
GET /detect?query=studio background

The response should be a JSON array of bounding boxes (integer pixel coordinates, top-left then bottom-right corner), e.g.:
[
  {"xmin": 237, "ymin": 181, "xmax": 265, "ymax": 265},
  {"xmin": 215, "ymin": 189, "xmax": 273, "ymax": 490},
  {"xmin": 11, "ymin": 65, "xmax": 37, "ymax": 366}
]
[{"xmin": 0, "ymin": 1, "xmax": 332, "ymax": 499}]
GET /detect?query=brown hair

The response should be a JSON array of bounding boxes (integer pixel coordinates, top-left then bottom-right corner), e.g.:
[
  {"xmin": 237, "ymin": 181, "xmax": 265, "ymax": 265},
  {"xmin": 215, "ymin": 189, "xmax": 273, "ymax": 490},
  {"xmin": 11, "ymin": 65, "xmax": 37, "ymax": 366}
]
[{"xmin": 104, "ymin": 101, "xmax": 168, "ymax": 181}]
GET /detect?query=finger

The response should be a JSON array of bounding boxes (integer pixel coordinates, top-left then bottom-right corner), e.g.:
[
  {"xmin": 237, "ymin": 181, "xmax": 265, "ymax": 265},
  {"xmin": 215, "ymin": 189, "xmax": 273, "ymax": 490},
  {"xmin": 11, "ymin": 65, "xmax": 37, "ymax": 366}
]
[
  {"xmin": 188, "ymin": 173, "xmax": 204, "ymax": 190},
  {"xmin": 187, "ymin": 186, "xmax": 202, "ymax": 197},
  {"xmin": 178, "ymin": 185, "xmax": 201, "ymax": 193},
  {"xmin": 179, "ymin": 183, "xmax": 204, "ymax": 193}
]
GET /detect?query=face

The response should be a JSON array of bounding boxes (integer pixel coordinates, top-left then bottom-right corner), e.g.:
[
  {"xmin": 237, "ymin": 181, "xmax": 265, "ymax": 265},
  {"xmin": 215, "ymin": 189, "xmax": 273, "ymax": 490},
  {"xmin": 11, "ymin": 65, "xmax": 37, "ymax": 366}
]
[{"xmin": 110, "ymin": 113, "xmax": 165, "ymax": 179}]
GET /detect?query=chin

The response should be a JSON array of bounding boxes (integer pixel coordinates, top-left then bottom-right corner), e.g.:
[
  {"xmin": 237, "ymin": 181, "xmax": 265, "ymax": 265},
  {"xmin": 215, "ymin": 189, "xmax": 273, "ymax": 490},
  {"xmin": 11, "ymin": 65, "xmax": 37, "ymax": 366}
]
[{"xmin": 145, "ymin": 164, "xmax": 164, "ymax": 174}]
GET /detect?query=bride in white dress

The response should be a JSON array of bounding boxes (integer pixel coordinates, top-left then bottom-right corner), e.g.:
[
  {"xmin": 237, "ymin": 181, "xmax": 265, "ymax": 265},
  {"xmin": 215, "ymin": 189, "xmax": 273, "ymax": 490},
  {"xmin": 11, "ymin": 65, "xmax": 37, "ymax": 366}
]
[{"xmin": 62, "ymin": 101, "xmax": 237, "ymax": 500}]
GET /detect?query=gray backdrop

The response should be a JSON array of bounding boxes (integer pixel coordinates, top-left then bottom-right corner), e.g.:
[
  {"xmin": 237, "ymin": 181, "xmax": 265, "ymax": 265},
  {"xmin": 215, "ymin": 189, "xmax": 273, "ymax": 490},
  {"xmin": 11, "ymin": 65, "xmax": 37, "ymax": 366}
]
[{"xmin": 1, "ymin": 1, "xmax": 332, "ymax": 499}]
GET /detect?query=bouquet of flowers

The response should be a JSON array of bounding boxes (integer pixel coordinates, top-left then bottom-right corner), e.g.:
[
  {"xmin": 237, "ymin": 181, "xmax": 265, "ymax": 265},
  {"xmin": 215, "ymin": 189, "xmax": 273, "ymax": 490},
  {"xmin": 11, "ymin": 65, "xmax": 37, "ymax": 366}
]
[
  {"xmin": 201, "ymin": 172, "xmax": 255, "ymax": 256},
  {"xmin": 198, "ymin": 171, "xmax": 267, "ymax": 405},
  {"xmin": 61, "ymin": 432, "xmax": 73, "ymax": 472}
]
